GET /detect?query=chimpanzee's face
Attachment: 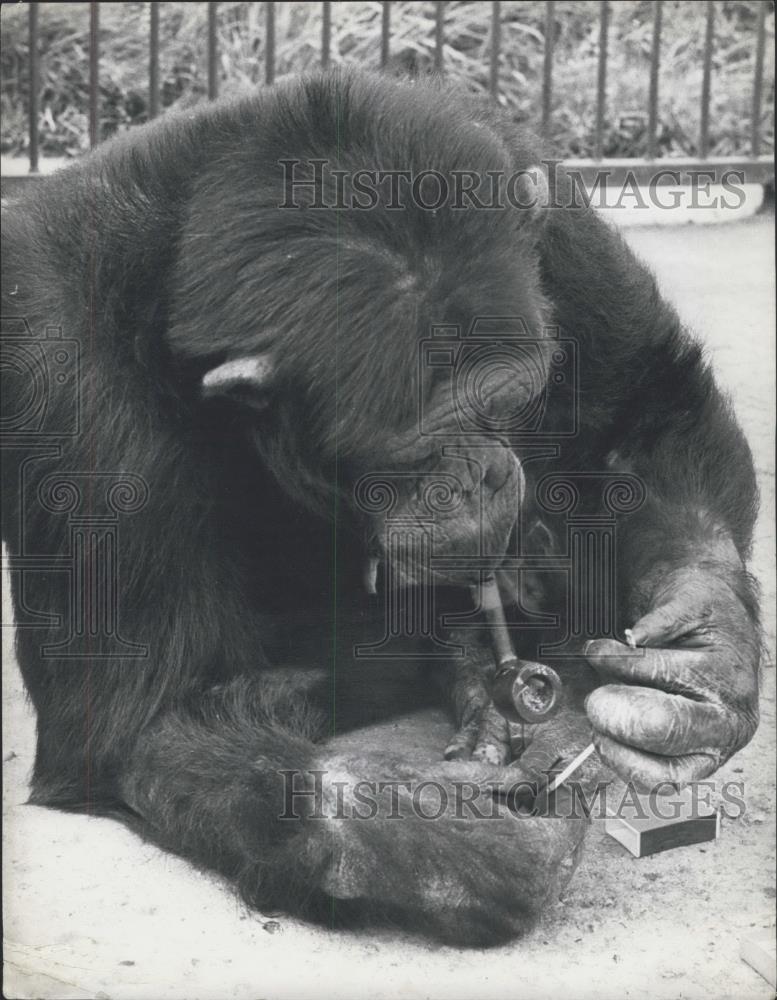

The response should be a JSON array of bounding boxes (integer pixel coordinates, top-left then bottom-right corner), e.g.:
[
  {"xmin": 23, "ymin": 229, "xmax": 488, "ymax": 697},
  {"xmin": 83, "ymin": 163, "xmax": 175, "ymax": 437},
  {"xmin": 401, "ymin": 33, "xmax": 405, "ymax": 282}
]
[{"xmin": 202, "ymin": 329, "xmax": 542, "ymax": 589}]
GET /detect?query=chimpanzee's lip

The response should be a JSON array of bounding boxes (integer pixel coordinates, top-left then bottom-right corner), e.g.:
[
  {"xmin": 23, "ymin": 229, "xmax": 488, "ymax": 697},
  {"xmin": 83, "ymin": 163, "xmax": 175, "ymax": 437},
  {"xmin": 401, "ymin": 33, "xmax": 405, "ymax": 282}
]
[
  {"xmin": 372, "ymin": 554, "xmax": 506, "ymax": 590},
  {"xmin": 430, "ymin": 565, "xmax": 495, "ymax": 587}
]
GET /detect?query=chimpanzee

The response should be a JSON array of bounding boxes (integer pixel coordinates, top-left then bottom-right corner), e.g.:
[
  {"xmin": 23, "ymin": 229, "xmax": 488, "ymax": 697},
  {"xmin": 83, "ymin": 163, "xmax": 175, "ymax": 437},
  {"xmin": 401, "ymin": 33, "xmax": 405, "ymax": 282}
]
[{"xmin": 1, "ymin": 70, "xmax": 760, "ymax": 946}]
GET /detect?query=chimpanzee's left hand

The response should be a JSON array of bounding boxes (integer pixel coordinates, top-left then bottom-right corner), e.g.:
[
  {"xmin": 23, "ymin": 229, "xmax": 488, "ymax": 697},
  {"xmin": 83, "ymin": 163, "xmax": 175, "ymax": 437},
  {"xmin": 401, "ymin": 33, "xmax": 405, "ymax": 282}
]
[{"xmin": 583, "ymin": 568, "xmax": 760, "ymax": 789}]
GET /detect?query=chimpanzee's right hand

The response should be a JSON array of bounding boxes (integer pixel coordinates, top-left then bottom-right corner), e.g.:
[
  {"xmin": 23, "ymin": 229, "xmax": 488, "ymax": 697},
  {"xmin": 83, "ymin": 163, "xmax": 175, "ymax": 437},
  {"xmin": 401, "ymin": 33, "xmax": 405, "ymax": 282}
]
[{"xmin": 290, "ymin": 753, "xmax": 587, "ymax": 946}]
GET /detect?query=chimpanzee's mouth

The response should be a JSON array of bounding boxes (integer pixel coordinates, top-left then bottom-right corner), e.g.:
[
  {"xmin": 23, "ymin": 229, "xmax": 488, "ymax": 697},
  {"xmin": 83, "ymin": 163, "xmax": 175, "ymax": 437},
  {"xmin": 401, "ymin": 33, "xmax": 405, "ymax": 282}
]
[{"xmin": 358, "ymin": 443, "xmax": 523, "ymax": 592}]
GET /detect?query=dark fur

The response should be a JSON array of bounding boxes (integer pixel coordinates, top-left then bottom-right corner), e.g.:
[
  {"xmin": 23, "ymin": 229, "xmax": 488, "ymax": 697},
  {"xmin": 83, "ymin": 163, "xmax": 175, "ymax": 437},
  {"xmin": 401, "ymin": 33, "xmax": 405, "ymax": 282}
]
[{"xmin": 1, "ymin": 70, "xmax": 759, "ymax": 945}]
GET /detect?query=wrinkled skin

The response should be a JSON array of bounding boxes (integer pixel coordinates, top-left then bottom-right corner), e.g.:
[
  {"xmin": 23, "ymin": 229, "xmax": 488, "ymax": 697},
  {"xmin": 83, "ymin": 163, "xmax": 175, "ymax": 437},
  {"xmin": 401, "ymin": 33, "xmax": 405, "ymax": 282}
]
[
  {"xmin": 442, "ymin": 640, "xmax": 515, "ymax": 765},
  {"xmin": 439, "ymin": 626, "xmax": 607, "ymax": 790},
  {"xmin": 365, "ymin": 439, "xmax": 523, "ymax": 588},
  {"xmin": 441, "ymin": 549, "xmax": 760, "ymax": 796},
  {"xmin": 586, "ymin": 564, "xmax": 760, "ymax": 789},
  {"xmin": 361, "ymin": 362, "xmax": 530, "ymax": 588}
]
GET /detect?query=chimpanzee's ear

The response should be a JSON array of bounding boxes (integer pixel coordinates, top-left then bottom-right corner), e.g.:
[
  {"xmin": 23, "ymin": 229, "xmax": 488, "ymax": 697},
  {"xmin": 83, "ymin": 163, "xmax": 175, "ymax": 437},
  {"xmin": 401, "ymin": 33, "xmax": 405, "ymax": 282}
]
[{"xmin": 201, "ymin": 354, "xmax": 275, "ymax": 410}]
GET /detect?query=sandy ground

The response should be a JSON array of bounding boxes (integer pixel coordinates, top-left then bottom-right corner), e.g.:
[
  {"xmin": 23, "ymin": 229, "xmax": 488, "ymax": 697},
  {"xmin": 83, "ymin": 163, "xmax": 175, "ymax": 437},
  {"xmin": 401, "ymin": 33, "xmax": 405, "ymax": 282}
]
[{"xmin": 3, "ymin": 215, "xmax": 775, "ymax": 1000}]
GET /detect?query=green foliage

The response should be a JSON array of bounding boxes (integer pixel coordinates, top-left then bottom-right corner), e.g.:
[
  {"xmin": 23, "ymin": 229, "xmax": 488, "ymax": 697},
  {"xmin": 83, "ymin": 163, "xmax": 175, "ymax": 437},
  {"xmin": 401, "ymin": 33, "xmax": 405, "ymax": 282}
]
[{"xmin": 1, "ymin": 1, "xmax": 773, "ymax": 158}]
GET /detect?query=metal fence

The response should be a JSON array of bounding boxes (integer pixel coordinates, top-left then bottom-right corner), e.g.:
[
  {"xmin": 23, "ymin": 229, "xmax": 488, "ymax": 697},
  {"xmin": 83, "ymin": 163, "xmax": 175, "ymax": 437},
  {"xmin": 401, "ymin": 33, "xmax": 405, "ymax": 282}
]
[{"xmin": 21, "ymin": 1, "xmax": 775, "ymax": 184}]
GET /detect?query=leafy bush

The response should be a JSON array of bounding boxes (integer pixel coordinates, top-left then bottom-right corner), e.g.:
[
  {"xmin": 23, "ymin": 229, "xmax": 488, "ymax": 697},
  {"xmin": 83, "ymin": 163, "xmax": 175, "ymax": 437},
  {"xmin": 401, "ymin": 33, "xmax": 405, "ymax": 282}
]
[{"xmin": 1, "ymin": 1, "xmax": 773, "ymax": 158}]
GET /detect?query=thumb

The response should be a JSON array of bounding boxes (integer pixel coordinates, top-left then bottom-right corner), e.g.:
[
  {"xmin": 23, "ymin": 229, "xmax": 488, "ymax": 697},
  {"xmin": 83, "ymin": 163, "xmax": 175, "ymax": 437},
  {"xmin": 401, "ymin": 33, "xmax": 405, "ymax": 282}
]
[{"xmin": 628, "ymin": 596, "xmax": 702, "ymax": 647}]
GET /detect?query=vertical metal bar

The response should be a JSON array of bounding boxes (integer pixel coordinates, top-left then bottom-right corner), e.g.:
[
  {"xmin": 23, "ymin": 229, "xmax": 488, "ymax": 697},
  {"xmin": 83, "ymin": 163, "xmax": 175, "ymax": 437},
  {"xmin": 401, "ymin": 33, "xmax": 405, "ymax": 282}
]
[
  {"xmin": 208, "ymin": 2, "xmax": 218, "ymax": 100},
  {"xmin": 594, "ymin": 1, "xmax": 609, "ymax": 160},
  {"xmin": 89, "ymin": 2, "xmax": 99, "ymax": 147},
  {"xmin": 751, "ymin": 0, "xmax": 766, "ymax": 157},
  {"xmin": 28, "ymin": 2, "xmax": 39, "ymax": 173},
  {"xmin": 381, "ymin": 2, "xmax": 391, "ymax": 69},
  {"xmin": 542, "ymin": 1, "xmax": 554, "ymax": 137},
  {"xmin": 266, "ymin": 1, "xmax": 275, "ymax": 85},
  {"xmin": 149, "ymin": 2, "xmax": 160, "ymax": 119},
  {"xmin": 322, "ymin": 2, "xmax": 331, "ymax": 68},
  {"xmin": 647, "ymin": 0, "xmax": 662, "ymax": 159},
  {"xmin": 490, "ymin": 2, "xmax": 501, "ymax": 101},
  {"xmin": 434, "ymin": 2, "xmax": 445, "ymax": 73},
  {"xmin": 699, "ymin": 1, "xmax": 713, "ymax": 158}
]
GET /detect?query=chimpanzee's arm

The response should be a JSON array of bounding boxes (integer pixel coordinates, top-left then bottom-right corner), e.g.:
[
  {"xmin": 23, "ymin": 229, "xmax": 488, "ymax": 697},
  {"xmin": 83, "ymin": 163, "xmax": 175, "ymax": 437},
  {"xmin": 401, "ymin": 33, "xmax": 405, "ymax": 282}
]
[{"xmin": 537, "ymin": 179, "xmax": 760, "ymax": 786}]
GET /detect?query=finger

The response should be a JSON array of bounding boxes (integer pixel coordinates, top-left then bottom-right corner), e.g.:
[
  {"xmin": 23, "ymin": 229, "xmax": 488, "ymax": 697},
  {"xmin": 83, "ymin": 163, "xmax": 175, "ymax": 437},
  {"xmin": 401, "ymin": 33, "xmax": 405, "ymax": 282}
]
[
  {"xmin": 471, "ymin": 705, "xmax": 511, "ymax": 765},
  {"xmin": 511, "ymin": 744, "xmax": 565, "ymax": 785},
  {"xmin": 586, "ymin": 684, "xmax": 733, "ymax": 755},
  {"xmin": 627, "ymin": 596, "xmax": 708, "ymax": 647},
  {"xmin": 585, "ymin": 639, "xmax": 707, "ymax": 691},
  {"xmin": 444, "ymin": 719, "xmax": 479, "ymax": 761},
  {"xmin": 593, "ymin": 733, "xmax": 720, "ymax": 791}
]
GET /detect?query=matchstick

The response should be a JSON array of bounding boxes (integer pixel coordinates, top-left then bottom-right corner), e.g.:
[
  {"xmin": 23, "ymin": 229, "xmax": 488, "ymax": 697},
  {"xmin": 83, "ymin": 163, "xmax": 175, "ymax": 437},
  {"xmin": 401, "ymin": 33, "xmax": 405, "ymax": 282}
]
[{"xmin": 546, "ymin": 743, "xmax": 596, "ymax": 794}]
